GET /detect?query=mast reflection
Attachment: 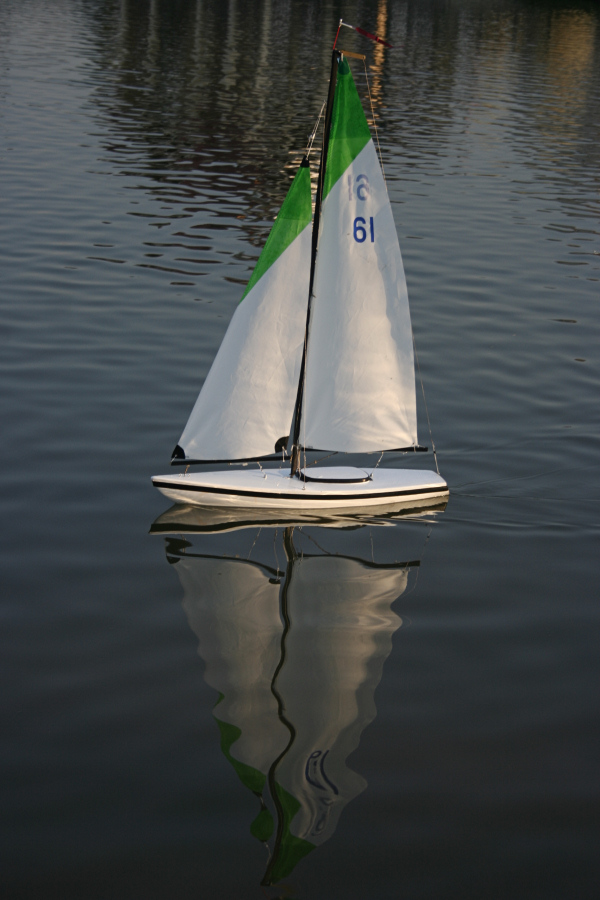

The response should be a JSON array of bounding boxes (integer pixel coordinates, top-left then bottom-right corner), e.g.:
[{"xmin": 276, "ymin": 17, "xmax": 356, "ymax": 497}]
[{"xmin": 152, "ymin": 503, "xmax": 444, "ymax": 886}]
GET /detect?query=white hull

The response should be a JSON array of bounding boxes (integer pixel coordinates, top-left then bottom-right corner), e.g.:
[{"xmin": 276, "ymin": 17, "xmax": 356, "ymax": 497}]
[{"xmin": 152, "ymin": 465, "xmax": 448, "ymax": 512}]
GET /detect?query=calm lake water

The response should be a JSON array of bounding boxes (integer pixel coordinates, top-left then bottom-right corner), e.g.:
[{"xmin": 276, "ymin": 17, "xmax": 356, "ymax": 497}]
[{"xmin": 1, "ymin": 1, "xmax": 599, "ymax": 897}]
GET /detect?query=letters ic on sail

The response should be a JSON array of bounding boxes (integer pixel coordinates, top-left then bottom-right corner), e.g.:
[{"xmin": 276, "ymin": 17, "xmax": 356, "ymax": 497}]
[{"xmin": 177, "ymin": 161, "xmax": 312, "ymax": 461}]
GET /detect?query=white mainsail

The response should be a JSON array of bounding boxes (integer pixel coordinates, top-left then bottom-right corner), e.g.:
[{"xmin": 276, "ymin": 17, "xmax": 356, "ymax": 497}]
[
  {"xmin": 301, "ymin": 59, "xmax": 418, "ymax": 453},
  {"xmin": 177, "ymin": 162, "xmax": 312, "ymax": 461}
]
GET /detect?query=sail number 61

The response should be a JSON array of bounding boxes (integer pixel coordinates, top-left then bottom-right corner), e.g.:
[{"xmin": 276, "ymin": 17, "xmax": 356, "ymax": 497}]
[{"xmin": 353, "ymin": 216, "xmax": 375, "ymax": 243}]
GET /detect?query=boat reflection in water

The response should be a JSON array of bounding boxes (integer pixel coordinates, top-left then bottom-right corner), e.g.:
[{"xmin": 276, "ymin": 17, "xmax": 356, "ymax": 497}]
[{"xmin": 151, "ymin": 500, "xmax": 445, "ymax": 886}]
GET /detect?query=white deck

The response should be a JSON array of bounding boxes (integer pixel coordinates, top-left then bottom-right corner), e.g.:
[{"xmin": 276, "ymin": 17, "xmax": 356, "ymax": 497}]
[{"xmin": 152, "ymin": 465, "xmax": 448, "ymax": 511}]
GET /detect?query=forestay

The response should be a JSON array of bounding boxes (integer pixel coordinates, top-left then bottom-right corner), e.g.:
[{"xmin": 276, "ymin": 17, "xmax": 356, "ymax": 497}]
[
  {"xmin": 301, "ymin": 58, "xmax": 418, "ymax": 453},
  {"xmin": 177, "ymin": 161, "xmax": 312, "ymax": 461}
]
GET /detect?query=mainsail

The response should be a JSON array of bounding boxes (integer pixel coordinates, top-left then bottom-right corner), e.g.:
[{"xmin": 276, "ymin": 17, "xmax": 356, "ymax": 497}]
[
  {"xmin": 176, "ymin": 160, "xmax": 312, "ymax": 461},
  {"xmin": 301, "ymin": 57, "xmax": 418, "ymax": 453}
]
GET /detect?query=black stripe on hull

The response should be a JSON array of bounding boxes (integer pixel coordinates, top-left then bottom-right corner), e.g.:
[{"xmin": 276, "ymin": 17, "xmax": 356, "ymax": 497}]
[{"xmin": 152, "ymin": 480, "xmax": 448, "ymax": 502}]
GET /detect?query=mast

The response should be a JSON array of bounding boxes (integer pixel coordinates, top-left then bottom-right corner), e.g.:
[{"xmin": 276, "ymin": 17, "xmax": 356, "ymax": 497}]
[{"xmin": 290, "ymin": 49, "xmax": 341, "ymax": 477}]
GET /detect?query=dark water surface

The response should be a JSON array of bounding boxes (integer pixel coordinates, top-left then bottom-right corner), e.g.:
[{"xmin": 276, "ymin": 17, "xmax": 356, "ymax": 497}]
[{"xmin": 1, "ymin": 1, "xmax": 599, "ymax": 897}]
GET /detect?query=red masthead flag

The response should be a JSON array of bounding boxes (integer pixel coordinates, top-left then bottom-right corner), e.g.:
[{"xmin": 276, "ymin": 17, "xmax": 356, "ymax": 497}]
[{"xmin": 333, "ymin": 20, "xmax": 393, "ymax": 50}]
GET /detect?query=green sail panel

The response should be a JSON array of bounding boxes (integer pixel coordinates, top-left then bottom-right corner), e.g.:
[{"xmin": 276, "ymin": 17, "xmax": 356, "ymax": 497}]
[
  {"xmin": 177, "ymin": 161, "xmax": 313, "ymax": 460},
  {"xmin": 214, "ymin": 715, "xmax": 267, "ymax": 795},
  {"xmin": 242, "ymin": 160, "xmax": 312, "ymax": 300},
  {"xmin": 323, "ymin": 56, "xmax": 372, "ymax": 201}
]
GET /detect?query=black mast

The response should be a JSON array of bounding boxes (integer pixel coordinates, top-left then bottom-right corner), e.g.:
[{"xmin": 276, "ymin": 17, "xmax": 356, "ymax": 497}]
[{"xmin": 289, "ymin": 49, "xmax": 341, "ymax": 477}]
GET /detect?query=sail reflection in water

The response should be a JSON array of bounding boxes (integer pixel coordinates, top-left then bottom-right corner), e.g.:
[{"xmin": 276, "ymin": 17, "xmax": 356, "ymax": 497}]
[{"xmin": 153, "ymin": 506, "xmax": 442, "ymax": 885}]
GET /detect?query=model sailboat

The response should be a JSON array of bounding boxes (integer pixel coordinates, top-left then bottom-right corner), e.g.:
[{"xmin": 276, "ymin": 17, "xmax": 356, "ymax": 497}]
[{"xmin": 152, "ymin": 48, "xmax": 448, "ymax": 510}]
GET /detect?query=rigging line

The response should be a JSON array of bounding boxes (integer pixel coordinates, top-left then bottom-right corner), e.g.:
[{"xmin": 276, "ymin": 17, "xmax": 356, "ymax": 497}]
[
  {"xmin": 299, "ymin": 316, "xmax": 308, "ymax": 487},
  {"xmin": 246, "ymin": 527, "xmax": 262, "ymax": 561},
  {"xmin": 402, "ymin": 524, "xmax": 433, "ymax": 599},
  {"xmin": 361, "ymin": 449, "xmax": 385, "ymax": 480},
  {"xmin": 333, "ymin": 18, "xmax": 343, "ymax": 50},
  {"xmin": 302, "ymin": 316, "xmax": 307, "ymax": 487},
  {"xmin": 303, "ymin": 450, "xmax": 339, "ymax": 467},
  {"xmin": 359, "ymin": 449, "xmax": 381, "ymax": 479},
  {"xmin": 299, "ymin": 102, "xmax": 326, "ymax": 488},
  {"xmin": 272, "ymin": 528, "xmax": 281, "ymax": 578},
  {"xmin": 412, "ymin": 331, "xmax": 440, "ymax": 475},
  {"xmin": 290, "ymin": 49, "xmax": 340, "ymax": 478},
  {"xmin": 362, "ymin": 57, "xmax": 387, "ymax": 186},
  {"xmin": 305, "ymin": 101, "xmax": 326, "ymax": 158},
  {"xmin": 295, "ymin": 529, "xmax": 332, "ymax": 557}
]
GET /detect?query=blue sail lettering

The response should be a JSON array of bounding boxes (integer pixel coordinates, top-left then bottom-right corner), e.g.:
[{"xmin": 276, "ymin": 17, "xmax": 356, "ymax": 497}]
[
  {"xmin": 356, "ymin": 174, "xmax": 370, "ymax": 200},
  {"xmin": 353, "ymin": 217, "xmax": 367, "ymax": 242},
  {"xmin": 353, "ymin": 216, "xmax": 374, "ymax": 243}
]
